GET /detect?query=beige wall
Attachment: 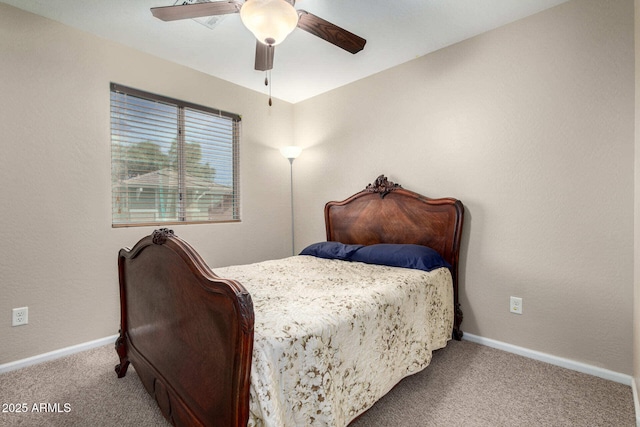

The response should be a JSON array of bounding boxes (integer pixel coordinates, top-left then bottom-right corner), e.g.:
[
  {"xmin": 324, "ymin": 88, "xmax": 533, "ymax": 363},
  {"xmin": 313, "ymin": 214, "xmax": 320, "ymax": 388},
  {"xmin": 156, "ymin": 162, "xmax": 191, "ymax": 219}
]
[
  {"xmin": 1, "ymin": 0, "xmax": 636, "ymax": 379},
  {"xmin": 0, "ymin": 3, "xmax": 295, "ymax": 364},
  {"xmin": 293, "ymin": 0, "xmax": 635, "ymax": 374}
]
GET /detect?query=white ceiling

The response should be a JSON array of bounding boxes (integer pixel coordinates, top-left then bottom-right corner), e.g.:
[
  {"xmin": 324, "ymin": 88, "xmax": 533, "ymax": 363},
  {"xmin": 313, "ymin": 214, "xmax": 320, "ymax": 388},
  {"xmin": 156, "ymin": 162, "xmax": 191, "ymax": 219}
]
[{"xmin": 3, "ymin": 0, "xmax": 569, "ymax": 104}]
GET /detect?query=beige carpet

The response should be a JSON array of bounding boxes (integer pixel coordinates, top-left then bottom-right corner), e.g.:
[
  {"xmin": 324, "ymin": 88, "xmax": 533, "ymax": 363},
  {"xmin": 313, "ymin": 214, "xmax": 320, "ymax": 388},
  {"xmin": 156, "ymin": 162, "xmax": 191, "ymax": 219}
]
[{"xmin": 0, "ymin": 340, "xmax": 634, "ymax": 426}]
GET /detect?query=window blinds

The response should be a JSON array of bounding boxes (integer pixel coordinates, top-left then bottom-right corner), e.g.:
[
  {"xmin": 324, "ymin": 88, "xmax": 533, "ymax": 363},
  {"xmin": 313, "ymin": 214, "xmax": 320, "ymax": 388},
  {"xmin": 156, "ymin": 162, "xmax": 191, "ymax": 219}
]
[{"xmin": 110, "ymin": 83, "xmax": 241, "ymax": 226}]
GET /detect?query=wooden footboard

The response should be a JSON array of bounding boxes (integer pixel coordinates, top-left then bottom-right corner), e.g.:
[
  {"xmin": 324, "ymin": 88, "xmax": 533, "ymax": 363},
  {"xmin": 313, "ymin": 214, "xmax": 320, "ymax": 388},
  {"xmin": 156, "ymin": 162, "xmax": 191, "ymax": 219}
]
[{"xmin": 115, "ymin": 229, "xmax": 254, "ymax": 427}]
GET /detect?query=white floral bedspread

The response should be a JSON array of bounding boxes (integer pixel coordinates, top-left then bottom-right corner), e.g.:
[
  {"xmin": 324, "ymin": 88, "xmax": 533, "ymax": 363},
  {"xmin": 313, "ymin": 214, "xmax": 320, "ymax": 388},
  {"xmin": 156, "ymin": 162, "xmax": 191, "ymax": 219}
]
[{"xmin": 215, "ymin": 255, "xmax": 453, "ymax": 427}]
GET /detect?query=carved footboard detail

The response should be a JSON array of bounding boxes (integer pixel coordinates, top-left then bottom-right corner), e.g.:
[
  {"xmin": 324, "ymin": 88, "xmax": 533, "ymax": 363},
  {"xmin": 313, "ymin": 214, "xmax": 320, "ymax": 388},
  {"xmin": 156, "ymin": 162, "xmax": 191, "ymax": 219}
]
[{"xmin": 116, "ymin": 230, "xmax": 254, "ymax": 427}]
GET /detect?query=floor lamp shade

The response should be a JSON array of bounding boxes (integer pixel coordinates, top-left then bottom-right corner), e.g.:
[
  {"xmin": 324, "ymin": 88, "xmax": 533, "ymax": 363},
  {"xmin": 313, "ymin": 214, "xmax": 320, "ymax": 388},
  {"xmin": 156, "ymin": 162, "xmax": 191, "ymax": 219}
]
[{"xmin": 280, "ymin": 145, "xmax": 303, "ymax": 160}]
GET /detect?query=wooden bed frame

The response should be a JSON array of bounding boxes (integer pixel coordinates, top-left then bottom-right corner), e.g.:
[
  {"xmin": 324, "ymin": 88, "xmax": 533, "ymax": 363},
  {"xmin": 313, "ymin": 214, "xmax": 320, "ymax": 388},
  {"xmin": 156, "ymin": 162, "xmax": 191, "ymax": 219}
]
[{"xmin": 115, "ymin": 175, "xmax": 464, "ymax": 427}]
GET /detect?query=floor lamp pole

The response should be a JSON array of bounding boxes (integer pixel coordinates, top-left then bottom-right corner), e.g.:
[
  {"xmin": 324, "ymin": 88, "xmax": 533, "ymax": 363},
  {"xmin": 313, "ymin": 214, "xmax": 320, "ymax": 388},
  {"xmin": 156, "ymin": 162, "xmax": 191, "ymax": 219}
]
[
  {"xmin": 280, "ymin": 146, "xmax": 302, "ymax": 256},
  {"xmin": 288, "ymin": 157, "xmax": 295, "ymax": 256}
]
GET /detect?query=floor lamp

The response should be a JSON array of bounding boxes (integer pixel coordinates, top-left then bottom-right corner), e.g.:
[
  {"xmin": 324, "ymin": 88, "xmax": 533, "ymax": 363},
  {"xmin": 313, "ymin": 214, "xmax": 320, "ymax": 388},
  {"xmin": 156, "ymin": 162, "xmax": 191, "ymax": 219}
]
[{"xmin": 280, "ymin": 146, "xmax": 302, "ymax": 256}]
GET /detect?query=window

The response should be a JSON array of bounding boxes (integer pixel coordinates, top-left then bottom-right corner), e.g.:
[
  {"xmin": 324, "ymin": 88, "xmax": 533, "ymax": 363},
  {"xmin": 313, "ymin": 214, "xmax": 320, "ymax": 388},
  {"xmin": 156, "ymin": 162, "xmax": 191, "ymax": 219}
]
[{"xmin": 110, "ymin": 83, "xmax": 241, "ymax": 227}]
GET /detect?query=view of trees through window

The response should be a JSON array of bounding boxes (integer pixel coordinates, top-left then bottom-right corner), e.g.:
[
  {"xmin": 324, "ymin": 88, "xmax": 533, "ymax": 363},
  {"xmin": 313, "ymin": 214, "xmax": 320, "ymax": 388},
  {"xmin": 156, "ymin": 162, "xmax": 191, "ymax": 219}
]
[{"xmin": 110, "ymin": 84, "xmax": 240, "ymax": 226}]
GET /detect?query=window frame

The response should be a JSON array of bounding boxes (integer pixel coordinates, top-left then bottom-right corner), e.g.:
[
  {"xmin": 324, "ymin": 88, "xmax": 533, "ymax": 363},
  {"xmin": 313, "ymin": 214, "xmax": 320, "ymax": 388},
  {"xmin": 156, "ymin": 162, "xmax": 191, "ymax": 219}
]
[{"xmin": 110, "ymin": 83, "xmax": 241, "ymax": 228}]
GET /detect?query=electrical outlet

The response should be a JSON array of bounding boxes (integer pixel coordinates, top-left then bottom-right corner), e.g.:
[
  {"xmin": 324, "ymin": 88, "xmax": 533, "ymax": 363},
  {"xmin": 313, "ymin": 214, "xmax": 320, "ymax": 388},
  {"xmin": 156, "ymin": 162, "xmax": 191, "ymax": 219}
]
[
  {"xmin": 12, "ymin": 307, "xmax": 28, "ymax": 326},
  {"xmin": 510, "ymin": 297, "xmax": 522, "ymax": 314}
]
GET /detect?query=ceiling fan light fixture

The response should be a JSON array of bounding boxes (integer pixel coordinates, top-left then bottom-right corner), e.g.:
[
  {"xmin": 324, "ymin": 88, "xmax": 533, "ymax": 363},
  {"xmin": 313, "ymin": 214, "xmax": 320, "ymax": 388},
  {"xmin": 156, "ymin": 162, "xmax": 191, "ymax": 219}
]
[{"xmin": 240, "ymin": 0, "xmax": 299, "ymax": 46}]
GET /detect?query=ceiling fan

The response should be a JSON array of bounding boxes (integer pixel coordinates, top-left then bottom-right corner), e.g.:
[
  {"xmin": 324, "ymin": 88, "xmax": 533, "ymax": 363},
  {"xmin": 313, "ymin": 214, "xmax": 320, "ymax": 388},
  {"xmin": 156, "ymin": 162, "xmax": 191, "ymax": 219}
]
[{"xmin": 151, "ymin": 0, "xmax": 367, "ymax": 72}]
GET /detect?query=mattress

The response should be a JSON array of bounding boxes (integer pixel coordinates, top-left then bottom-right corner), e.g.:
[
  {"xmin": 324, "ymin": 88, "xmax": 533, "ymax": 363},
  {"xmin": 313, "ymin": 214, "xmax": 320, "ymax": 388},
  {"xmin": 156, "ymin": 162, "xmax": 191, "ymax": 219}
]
[{"xmin": 215, "ymin": 255, "xmax": 453, "ymax": 427}]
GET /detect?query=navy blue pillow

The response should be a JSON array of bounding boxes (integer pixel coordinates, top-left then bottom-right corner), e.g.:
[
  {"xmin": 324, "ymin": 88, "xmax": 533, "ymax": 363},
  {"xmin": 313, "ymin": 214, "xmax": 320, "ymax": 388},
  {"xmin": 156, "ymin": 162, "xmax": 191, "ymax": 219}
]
[
  {"xmin": 350, "ymin": 243, "xmax": 451, "ymax": 272},
  {"xmin": 299, "ymin": 241, "xmax": 364, "ymax": 260}
]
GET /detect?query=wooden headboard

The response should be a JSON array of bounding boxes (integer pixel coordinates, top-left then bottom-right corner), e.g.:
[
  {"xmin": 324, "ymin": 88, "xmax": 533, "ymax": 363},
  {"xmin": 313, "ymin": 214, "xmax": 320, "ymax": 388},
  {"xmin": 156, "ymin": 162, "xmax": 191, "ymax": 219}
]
[{"xmin": 325, "ymin": 175, "xmax": 465, "ymax": 338}]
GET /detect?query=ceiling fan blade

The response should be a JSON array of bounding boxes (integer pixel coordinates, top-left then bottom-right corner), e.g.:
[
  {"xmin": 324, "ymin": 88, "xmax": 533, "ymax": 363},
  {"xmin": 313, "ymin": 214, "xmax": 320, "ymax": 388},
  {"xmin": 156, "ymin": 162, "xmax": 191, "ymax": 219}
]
[
  {"xmin": 151, "ymin": 1, "xmax": 242, "ymax": 21},
  {"xmin": 296, "ymin": 10, "xmax": 366, "ymax": 54},
  {"xmin": 254, "ymin": 41, "xmax": 274, "ymax": 71}
]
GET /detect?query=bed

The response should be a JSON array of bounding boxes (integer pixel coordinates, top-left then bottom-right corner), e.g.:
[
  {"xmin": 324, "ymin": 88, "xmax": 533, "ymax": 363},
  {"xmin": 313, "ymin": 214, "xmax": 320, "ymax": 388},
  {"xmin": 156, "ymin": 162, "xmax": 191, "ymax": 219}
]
[{"xmin": 115, "ymin": 175, "xmax": 464, "ymax": 427}]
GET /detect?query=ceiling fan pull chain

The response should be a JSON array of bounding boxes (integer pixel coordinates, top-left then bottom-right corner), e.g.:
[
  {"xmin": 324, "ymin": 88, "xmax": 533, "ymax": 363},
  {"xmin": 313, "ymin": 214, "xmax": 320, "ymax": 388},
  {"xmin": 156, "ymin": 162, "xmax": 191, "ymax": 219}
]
[{"xmin": 267, "ymin": 70, "xmax": 273, "ymax": 106}]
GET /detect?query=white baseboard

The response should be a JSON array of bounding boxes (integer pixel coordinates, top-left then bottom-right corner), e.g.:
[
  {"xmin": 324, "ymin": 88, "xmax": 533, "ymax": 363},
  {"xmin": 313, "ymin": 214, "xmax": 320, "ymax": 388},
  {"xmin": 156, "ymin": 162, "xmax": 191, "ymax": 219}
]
[
  {"xmin": 462, "ymin": 333, "xmax": 633, "ymax": 386},
  {"xmin": 0, "ymin": 332, "xmax": 635, "ymax": 388},
  {"xmin": 0, "ymin": 334, "xmax": 119, "ymax": 374},
  {"xmin": 632, "ymin": 378, "xmax": 640, "ymax": 427}
]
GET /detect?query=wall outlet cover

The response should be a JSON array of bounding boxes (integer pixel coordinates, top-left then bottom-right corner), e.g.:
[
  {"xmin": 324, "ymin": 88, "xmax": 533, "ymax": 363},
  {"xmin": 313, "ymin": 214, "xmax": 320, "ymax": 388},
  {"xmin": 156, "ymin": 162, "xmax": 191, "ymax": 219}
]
[
  {"xmin": 12, "ymin": 307, "xmax": 28, "ymax": 326},
  {"xmin": 510, "ymin": 297, "xmax": 522, "ymax": 315}
]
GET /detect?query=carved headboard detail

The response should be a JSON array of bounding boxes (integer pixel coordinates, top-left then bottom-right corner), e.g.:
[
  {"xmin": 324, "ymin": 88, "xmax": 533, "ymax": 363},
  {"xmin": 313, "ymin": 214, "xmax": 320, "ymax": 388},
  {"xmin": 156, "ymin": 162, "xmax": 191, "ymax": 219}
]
[{"xmin": 365, "ymin": 175, "xmax": 402, "ymax": 198}]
